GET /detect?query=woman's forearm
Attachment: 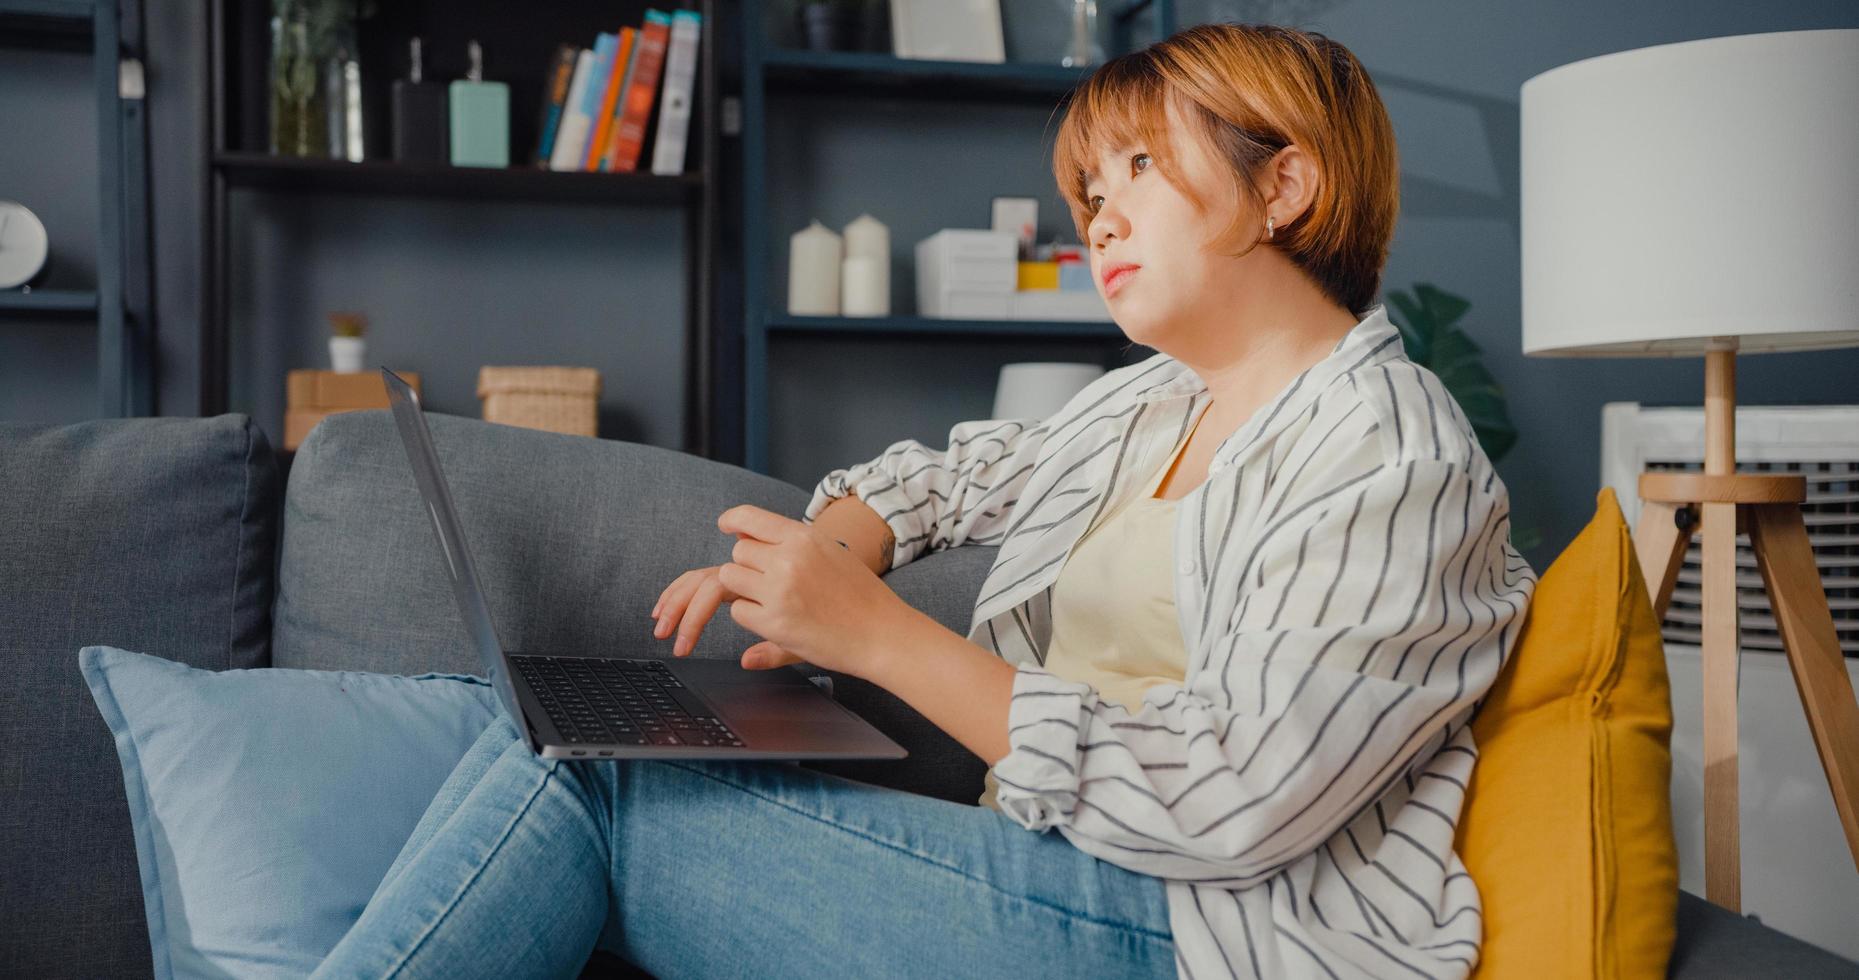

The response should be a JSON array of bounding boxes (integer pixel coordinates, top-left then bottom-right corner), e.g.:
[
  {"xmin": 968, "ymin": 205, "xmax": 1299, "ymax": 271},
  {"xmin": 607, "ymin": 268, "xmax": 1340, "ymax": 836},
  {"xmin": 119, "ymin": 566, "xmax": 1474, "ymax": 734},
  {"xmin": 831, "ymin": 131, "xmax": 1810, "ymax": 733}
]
[
  {"xmin": 809, "ymin": 494, "xmax": 896, "ymax": 576},
  {"xmin": 862, "ymin": 605, "xmax": 1016, "ymax": 767}
]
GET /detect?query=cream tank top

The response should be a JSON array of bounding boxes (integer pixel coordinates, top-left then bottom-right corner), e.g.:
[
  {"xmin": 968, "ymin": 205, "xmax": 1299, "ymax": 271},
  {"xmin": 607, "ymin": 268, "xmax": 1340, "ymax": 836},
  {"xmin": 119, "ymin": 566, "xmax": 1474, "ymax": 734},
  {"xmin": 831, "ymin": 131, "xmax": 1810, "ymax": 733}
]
[{"xmin": 977, "ymin": 409, "xmax": 1203, "ymax": 811}]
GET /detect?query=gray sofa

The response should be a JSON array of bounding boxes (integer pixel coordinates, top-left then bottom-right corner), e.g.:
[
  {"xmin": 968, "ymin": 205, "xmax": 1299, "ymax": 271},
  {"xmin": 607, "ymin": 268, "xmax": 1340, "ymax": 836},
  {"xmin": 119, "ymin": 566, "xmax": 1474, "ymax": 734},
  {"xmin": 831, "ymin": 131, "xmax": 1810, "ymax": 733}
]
[{"xmin": 3, "ymin": 411, "xmax": 1855, "ymax": 979}]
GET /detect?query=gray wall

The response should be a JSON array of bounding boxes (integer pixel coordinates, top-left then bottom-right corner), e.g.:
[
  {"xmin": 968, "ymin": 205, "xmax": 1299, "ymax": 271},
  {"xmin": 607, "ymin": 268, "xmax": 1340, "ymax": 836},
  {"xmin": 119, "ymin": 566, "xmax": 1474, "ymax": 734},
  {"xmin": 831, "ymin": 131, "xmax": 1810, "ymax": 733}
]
[{"xmin": 5, "ymin": 0, "xmax": 1855, "ymax": 571}]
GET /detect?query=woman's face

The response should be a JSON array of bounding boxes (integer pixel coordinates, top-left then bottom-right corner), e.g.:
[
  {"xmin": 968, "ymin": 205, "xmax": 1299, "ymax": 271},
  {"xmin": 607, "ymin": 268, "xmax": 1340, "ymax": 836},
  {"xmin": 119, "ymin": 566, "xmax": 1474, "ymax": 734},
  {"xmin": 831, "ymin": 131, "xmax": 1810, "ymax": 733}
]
[{"xmin": 1083, "ymin": 106, "xmax": 1257, "ymax": 349}]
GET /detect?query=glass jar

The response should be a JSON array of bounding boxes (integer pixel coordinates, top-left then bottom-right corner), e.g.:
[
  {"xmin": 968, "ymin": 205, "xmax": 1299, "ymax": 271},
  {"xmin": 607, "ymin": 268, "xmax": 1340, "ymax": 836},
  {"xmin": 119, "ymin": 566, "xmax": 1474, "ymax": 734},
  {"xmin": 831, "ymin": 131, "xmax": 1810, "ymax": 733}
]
[
  {"xmin": 1062, "ymin": 0, "xmax": 1104, "ymax": 68},
  {"xmin": 269, "ymin": 10, "xmax": 326, "ymax": 157}
]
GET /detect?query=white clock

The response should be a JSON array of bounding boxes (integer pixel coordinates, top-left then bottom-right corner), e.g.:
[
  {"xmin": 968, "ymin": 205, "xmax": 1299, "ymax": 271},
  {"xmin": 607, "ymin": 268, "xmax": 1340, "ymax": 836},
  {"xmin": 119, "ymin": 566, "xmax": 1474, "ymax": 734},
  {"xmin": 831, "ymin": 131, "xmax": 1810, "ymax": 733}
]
[{"xmin": 0, "ymin": 200, "xmax": 51, "ymax": 290}]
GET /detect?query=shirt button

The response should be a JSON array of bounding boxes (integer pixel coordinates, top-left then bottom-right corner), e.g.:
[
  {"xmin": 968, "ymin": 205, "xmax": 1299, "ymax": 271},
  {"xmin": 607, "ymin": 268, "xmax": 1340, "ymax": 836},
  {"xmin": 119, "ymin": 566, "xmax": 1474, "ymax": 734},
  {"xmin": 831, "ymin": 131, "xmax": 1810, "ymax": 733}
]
[{"xmin": 1179, "ymin": 558, "xmax": 1195, "ymax": 575}]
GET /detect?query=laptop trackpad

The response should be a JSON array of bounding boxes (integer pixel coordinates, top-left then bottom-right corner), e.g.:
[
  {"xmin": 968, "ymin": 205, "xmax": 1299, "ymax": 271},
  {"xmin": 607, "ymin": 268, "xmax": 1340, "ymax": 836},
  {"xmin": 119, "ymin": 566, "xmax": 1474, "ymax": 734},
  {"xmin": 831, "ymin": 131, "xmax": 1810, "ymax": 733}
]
[{"xmin": 707, "ymin": 684, "xmax": 844, "ymax": 723}]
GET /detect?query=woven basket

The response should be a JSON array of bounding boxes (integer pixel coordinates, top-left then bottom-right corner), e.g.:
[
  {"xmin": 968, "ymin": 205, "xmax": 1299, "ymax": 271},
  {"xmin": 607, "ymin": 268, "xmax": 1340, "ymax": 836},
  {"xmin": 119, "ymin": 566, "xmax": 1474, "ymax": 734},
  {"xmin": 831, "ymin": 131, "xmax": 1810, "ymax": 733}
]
[{"xmin": 476, "ymin": 366, "xmax": 602, "ymax": 437}]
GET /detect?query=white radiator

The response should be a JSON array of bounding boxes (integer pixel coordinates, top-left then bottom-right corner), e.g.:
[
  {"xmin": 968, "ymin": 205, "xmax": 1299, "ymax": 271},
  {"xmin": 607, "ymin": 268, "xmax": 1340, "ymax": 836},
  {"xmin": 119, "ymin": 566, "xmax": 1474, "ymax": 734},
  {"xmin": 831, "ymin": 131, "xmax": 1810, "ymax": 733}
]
[{"xmin": 1600, "ymin": 401, "xmax": 1859, "ymax": 960}]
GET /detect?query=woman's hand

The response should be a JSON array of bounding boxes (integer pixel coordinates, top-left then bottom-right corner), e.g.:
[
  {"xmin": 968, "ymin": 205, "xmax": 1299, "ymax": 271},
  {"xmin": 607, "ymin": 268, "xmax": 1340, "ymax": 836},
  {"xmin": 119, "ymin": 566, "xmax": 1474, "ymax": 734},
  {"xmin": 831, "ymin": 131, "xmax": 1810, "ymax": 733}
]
[
  {"xmin": 651, "ymin": 564, "xmax": 771, "ymax": 661},
  {"xmin": 657, "ymin": 504, "xmax": 919, "ymax": 680}
]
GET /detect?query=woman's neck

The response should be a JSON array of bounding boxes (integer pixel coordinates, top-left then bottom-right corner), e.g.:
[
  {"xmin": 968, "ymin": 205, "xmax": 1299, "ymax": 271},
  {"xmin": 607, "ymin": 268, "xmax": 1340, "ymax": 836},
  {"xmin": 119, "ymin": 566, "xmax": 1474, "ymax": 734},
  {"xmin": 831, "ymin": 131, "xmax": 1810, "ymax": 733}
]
[{"xmin": 1182, "ymin": 303, "xmax": 1361, "ymax": 438}]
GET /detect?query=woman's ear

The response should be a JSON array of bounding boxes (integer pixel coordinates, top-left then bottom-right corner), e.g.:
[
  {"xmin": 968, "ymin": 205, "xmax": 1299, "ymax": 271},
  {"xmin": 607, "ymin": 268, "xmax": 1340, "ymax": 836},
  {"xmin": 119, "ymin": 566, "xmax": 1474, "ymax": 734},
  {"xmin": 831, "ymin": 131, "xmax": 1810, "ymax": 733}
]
[{"xmin": 1260, "ymin": 144, "xmax": 1320, "ymax": 228}]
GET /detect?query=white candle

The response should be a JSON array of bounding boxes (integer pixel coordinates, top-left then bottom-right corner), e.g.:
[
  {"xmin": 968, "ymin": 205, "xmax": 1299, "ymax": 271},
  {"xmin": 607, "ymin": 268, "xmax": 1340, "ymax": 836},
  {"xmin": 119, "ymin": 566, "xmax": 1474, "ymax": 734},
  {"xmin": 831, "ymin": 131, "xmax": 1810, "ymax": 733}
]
[
  {"xmin": 841, "ymin": 254, "xmax": 889, "ymax": 316},
  {"xmin": 788, "ymin": 220, "xmax": 842, "ymax": 316},
  {"xmin": 843, "ymin": 213, "xmax": 889, "ymax": 260}
]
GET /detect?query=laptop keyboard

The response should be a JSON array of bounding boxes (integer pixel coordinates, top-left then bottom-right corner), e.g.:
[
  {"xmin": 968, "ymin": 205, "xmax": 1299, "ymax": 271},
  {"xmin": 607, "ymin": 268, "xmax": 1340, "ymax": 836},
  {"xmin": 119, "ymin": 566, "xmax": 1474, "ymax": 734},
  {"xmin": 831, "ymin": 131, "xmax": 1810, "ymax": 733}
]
[{"xmin": 511, "ymin": 655, "xmax": 746, "ymax": 748}]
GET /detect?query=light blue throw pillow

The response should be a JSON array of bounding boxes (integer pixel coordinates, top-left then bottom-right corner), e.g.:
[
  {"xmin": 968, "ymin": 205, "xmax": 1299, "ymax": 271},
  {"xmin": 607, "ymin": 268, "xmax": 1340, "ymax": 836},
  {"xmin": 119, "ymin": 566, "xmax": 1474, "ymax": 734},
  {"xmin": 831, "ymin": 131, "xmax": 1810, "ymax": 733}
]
[{"xmin": 78, "ymin": 645, "xmax": 500, "ymax": 980}]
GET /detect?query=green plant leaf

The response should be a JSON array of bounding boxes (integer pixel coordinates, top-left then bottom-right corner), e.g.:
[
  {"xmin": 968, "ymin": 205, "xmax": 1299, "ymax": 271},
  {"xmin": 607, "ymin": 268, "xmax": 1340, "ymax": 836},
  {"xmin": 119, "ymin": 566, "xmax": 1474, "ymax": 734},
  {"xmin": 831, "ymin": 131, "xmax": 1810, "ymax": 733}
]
[{"xmin": 1414, "ymin": 282, "xmax": 1471, "ymax": 331}]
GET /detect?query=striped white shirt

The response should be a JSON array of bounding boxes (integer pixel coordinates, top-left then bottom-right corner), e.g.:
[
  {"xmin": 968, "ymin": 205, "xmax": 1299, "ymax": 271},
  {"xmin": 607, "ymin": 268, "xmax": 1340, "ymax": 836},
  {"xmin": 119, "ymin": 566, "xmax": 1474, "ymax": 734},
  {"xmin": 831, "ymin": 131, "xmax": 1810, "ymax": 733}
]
[{"xmin": 804, "ymin": 304, "xmax": 1538, "ymax": 979}]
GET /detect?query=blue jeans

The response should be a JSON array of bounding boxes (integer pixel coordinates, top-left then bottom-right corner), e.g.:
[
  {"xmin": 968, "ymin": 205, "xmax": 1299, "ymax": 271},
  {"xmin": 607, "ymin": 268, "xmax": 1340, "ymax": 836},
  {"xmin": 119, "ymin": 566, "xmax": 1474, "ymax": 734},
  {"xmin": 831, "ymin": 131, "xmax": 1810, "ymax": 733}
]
[{"xmin": 310, "ymin": 714, "xmax": 1176, "ymax": 979}]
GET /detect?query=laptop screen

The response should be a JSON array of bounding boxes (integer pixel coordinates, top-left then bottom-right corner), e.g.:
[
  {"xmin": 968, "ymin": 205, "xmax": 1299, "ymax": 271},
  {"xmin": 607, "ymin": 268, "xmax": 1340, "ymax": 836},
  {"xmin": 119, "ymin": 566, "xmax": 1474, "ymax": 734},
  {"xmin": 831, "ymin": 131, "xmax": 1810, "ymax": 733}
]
[{"xmin": 380, "ymin": 368, "xmax": 526, "ymax": 733}]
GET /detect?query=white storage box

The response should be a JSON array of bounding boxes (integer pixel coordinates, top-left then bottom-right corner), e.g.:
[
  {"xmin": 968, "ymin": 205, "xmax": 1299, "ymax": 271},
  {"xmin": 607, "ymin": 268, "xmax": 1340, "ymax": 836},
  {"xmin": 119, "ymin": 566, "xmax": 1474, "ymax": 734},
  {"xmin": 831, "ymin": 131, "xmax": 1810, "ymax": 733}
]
[{"xmin": 916, "ymin": 229, "xmax": 1016, "ymax": 316}]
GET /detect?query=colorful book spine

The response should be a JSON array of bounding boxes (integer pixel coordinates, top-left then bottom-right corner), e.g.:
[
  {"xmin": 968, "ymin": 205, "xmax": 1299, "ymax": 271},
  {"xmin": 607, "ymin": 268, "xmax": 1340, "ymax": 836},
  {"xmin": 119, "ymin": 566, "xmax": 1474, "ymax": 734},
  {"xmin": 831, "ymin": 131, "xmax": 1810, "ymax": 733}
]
[
  {"xmin": 550, "ymin": 32, "xmax": 615, "ymax": 171},
  {"xmin": 585, "ymin": 27, "xmax": 636, "ymax": 171},
  {"xmin": 532, "ymin": 43, "xmax": 579, "ymax": 167},
  {"xmin": 648, "ymin": 10, "xmax": 702, "ymax": 177},
  {"xmin": 606, "ymin": 9, "xmax": 672, "ymax": 173}
]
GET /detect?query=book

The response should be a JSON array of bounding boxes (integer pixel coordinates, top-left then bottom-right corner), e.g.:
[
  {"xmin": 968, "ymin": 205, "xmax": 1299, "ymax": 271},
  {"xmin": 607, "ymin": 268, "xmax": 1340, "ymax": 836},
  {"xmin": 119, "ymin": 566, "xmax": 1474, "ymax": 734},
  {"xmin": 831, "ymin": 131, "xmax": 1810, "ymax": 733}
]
[
  {"xmin": 585, "ymin": 27, "xmax": 636, "ymax": 171},
  {"xmin": 550, "ymin": 32, "xmax": 615, "ymax": 171},
  {"xmin": 649, "ymin": 10, "xmax": 702, "ymax": 176},
  {"xmin": 605, "ymin": 9, "xmax": 672, "ymax": 173},
  {"xmin": 532, "ymin": 43, "xmax": 579, "ymax": 167}
]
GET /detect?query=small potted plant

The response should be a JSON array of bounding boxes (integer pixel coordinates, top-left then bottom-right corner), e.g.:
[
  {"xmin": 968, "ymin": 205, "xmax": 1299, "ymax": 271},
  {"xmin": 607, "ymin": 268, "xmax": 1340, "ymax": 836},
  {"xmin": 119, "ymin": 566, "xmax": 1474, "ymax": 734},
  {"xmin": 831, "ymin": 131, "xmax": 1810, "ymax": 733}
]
[{"xmin": 327, "ymin": 311, "xmax": 367, "ymax": 373}]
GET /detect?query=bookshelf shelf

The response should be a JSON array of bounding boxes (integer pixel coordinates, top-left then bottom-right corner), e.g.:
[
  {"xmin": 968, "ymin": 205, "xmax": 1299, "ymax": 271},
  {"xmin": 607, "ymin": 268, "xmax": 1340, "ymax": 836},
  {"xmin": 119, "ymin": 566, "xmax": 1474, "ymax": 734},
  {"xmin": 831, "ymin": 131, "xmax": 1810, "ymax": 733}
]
[
  {"xmin": 212, "ymin": 152, "xmax": 702, "ymax": 206},
  {"xmin": 768, "ymin": 313, "xmax": 1122, "ymax": 340},
  {"xmin": 0, "ymin": 0, "xmax": 91, "ymax": 45},
  {"xmin": 761, "ymin": 48, "xmax": 1088, "ymax": 102},
  {"xmin": 0, "ymin": 289, "xmax": 101, "ymax": 316}
]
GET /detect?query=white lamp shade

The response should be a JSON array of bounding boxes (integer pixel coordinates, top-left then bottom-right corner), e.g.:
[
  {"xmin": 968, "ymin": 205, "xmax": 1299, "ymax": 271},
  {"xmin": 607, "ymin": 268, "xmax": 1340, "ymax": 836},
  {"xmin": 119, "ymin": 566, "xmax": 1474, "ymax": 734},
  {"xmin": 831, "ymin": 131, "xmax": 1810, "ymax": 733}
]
[
  {"xmin": 1520, "ymin": 29, "xmax": 1859, "ymax": 357},
  {"xmin": 992, "ymin": 362, "xmax": 1105, "ymax": 421}
]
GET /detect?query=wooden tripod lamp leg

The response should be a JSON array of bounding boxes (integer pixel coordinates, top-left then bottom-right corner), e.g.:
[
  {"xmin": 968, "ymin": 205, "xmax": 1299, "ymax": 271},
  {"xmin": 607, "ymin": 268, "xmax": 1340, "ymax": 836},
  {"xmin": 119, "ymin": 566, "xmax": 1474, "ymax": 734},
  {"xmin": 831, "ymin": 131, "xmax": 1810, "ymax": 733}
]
[
  {"xmin": 1747, "ymin": 503, "xmax": 1859, "ymax": 874},
  {"xmin": 1635, "ymin": 500, "xmax": 1693, "ymax": 620},
  {"xmin": 1699, "ymin": 499, "xmax": 1743, "ymax": 910}
]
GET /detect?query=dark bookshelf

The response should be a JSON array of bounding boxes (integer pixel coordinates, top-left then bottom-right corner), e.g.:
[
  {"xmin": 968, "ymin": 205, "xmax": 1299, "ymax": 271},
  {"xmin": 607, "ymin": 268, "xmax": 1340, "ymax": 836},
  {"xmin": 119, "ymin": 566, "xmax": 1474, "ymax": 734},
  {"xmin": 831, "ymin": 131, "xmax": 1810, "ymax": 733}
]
[
  {"xmin": 0, "ymin": 0, "xmax": 154, "ymax": 415},
  {"xmin": 738, "ymin": 2, "xmax": 1178, "ymax": 474},
  {"xmin": 201, "ymin": 0, "xmax": 723, "ymax": 457}
]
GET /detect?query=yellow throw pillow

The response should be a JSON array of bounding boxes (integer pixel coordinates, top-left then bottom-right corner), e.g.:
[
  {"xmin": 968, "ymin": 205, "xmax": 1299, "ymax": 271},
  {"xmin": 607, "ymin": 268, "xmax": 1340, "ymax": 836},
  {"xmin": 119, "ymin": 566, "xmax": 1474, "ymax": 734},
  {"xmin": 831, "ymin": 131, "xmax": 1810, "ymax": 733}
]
[{"xmin": 1455, "ymin": 486, "xmax": 1679, "ymax": 978}]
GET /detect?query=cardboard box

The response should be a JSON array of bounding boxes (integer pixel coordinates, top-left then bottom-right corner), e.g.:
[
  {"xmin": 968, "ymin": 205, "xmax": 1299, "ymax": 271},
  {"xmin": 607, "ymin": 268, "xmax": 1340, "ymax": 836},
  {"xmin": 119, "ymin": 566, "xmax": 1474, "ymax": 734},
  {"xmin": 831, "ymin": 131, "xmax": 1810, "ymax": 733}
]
[{"xmin": 284, "ymin": 369, "xmax": 420, "ymax": 451}]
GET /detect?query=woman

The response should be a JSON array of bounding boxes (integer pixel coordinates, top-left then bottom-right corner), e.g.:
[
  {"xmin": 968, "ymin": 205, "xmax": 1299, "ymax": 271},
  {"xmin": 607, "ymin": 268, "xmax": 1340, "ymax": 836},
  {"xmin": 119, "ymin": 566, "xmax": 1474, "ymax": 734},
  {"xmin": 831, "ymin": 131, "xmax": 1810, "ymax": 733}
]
[{"xmin": 314, "ymin": 23, "xmax": 1535, "ymax": 980}]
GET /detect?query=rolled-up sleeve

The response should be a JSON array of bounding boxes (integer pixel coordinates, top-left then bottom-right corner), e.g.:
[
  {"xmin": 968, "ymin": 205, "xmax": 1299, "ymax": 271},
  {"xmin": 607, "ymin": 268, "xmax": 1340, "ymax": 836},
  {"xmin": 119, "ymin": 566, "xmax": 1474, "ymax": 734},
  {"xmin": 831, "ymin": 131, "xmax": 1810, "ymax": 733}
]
[
  {"xmin": 988, "ymin": 457, "xmax": 1532, "ymax": 887},
  {"xmin": 803, "ymin": 417, "xmax": 1050, "ymax": 570}
]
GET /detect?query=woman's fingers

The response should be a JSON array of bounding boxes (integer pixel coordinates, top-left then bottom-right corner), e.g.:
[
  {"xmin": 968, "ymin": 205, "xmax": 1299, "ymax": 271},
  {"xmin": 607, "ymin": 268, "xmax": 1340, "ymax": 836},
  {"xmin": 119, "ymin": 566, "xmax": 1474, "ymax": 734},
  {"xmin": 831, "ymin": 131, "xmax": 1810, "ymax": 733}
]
[
  {"xmin": 729, "ymin": 535, "xmax": 775, "ymax": 571},
  {"xmin": 652, "ymin": 570, "xmax": 703, "ymax": 638},
  {"xmin": 672, "ymin": 575, "xmax": 731, "ymax": 657},
  {"xmin": 653, "ymin": 568, "xmax": 702, "ymax": 622}
]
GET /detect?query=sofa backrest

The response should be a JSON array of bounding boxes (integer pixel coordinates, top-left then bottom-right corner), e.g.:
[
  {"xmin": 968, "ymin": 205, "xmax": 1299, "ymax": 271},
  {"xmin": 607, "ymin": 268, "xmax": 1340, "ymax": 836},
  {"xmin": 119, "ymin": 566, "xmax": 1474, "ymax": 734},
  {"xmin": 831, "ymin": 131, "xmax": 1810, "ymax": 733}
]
[
  {"xmin": 0, "ymin": 414, "xmax": 280, "ymax": 979},
  {"xmin": 273, "ymin": 409, "xmax": 809, "ymax": 673},
  {"xmin": 275, "ymin": 409, "xmax": 992, "ymax": 803}
]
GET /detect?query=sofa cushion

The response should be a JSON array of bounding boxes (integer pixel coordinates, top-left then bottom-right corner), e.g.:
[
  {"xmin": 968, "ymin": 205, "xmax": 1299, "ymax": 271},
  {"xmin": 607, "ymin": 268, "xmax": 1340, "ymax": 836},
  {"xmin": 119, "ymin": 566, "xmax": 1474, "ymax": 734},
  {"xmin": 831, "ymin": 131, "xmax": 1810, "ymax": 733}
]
[
  {"xmin": 0, "ymin": 414, "xmax": 279, "ymax": 979},
  {"xmin": 79, "ymin": 645, "xmax": 499, "ymax": 980},
  {"xmin": 1454, "ymin": 486, "xmax": 1679, "ymax": 978},
  {"xmin": 1669, "ymin": 889, "xmax": 1859, "ymax": 977}
]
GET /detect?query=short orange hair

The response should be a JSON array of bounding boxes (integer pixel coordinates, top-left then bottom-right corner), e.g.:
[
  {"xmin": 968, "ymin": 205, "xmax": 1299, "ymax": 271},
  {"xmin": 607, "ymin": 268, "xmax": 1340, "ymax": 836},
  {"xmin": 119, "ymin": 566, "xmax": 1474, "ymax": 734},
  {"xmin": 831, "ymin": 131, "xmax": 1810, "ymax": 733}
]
[{"xmin": 1052, "ymin": 23, "xmax": 1400, "ymax": 318}]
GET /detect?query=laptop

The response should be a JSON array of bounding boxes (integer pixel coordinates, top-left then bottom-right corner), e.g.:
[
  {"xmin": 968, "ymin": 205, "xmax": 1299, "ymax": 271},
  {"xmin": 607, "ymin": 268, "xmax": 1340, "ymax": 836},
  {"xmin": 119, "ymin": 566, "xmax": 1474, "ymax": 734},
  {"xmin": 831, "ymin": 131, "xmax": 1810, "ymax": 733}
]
[{"xmin": 380, "ymin": 367, "xmax": 907, "ymax": 763}]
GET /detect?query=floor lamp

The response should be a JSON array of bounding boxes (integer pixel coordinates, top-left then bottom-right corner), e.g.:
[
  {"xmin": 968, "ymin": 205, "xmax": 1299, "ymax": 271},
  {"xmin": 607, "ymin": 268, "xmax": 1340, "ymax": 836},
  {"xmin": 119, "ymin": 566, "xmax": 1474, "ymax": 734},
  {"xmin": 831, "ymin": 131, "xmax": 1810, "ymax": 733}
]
[{"xmin": 1520, "ymin": 28, "xmax": 1859, "ymax": 912}]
